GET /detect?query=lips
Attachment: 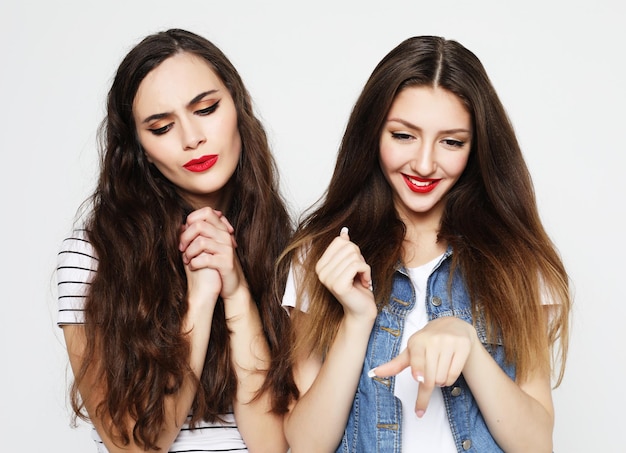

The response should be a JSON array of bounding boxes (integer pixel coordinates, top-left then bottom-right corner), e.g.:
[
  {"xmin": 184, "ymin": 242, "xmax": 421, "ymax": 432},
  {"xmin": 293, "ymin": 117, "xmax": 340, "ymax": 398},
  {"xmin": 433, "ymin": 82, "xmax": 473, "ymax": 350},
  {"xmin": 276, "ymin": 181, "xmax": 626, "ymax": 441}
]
[
  {"xmin": 183, "ymin": 155, "xmax": 218, "ymax": 172},
  {"xmin": 402, "ymin": 174, "xmax": 440, "ymax": 193}
]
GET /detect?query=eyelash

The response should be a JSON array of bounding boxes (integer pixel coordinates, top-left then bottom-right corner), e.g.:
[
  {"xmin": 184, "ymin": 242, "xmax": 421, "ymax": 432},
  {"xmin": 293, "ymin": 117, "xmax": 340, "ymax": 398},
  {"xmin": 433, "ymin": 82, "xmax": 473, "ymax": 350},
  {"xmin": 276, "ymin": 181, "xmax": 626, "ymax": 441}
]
[
  {"xmin": 196, "ymin": 101, "xmax": 220, "ymax": 116},
  {"xmin": 391, "ymin": 132, "xmax": 413, "ymax": 141},
  {"xmin": 391, "ymin": 132, "xmax": 466, "ymax": 148},
  {"xmin": 442, "ymin": 139, "xmax": 465, "ymax": 148},
  {"xmin": 148, "ymin": 101, "xmax": 221, "ymax": 136},
  {"xmin": 150, "ymin": 125, "xmax": 171, "ymax": 136}
]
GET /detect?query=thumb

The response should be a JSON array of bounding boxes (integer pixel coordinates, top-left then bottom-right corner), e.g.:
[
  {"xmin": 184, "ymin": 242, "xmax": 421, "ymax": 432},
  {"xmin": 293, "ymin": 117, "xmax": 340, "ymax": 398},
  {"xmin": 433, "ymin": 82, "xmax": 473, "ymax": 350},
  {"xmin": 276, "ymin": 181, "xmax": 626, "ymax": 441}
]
[{"xmin": 368, "ymin": 348, "xmax": 410, "ymax": 378}]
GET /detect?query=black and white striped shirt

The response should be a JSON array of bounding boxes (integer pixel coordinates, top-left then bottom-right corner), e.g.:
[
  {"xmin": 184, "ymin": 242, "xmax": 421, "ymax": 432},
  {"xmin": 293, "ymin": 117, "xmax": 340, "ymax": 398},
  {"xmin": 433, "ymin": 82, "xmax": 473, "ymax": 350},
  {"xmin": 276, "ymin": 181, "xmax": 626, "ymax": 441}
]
[{"xmin": 57, "ymin": 229, "xmax": 248, "ymax": 452}]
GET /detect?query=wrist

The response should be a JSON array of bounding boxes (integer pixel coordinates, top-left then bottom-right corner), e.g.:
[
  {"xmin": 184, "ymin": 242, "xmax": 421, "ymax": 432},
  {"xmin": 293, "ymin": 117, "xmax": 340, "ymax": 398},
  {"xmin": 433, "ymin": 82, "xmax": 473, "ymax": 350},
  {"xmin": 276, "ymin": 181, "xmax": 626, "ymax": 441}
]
[
  {"xmin": 223, "ymin": 285, "xmax": 255, "ymax": 323},
  {"xmin": 342, "ymin": 309, "xmax": 377, "ymax": 335}
]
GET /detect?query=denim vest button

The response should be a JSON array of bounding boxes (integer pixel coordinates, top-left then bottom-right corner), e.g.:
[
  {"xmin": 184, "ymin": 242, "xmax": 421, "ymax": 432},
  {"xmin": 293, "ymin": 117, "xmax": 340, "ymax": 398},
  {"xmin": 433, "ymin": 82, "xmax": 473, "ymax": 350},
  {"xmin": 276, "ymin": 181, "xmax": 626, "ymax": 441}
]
[
  {"xmin": 451, "ymin": 386, "xmax": 462, "ymax": 397},
  {"xmin": 462, "ymin": 439, "xmax": 472, "ymax": 450},
  {"xmin": 431, "ymin": 296, "xmax": 442, "ymax": 306}
]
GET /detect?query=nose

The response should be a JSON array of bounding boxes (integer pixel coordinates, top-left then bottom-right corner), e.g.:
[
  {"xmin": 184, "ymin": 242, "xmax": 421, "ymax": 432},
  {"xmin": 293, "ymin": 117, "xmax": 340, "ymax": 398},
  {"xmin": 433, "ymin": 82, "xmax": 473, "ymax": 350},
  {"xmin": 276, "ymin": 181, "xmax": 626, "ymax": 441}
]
[
  {"xmin": 411, "ymin": 141, "xmax": 436, "ymax": 176},
  {"xmin": 181, "ymin": 118, "xmax": 206, "ymax": 150}
]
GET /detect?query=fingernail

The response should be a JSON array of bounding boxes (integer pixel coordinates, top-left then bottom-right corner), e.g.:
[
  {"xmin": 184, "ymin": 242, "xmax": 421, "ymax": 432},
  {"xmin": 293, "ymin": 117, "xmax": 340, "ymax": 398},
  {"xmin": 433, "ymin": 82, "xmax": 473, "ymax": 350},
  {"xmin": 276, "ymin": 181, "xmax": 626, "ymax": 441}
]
[
  {"xmin": 340, "ymin": 226, "xmax": 349, "ymax": 236},
  {"xmin": 367, "ymin": 368, "xmax": 377, "ymax": 378},
  {"xmin": 415, "ymin": 409, "xmax": 425, "ymax": 418},
  {"xmin": 416, "ymin": 375, "xmax": 425, "ymax": 383}
]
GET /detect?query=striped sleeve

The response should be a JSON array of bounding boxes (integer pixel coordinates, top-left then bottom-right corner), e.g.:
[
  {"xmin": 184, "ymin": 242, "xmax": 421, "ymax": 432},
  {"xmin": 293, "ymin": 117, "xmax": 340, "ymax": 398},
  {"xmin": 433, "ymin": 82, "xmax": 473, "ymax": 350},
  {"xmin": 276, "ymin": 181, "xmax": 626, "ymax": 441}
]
[{"xmin": 56, "ymin": 229, "xmax": 98, "ymax": 326}]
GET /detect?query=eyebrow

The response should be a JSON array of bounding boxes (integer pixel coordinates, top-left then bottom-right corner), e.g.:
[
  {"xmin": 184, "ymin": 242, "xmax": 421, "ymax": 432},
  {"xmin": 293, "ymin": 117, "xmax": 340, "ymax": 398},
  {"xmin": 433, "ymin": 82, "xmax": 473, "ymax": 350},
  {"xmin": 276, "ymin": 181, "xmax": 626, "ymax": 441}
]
[
  {"xmin": 141, "ymin": 89, "xmax": 220, "ymax": 124},
  {"xmin": 387, "ymin": 118, "xmax": 471, "ymax": 135}
]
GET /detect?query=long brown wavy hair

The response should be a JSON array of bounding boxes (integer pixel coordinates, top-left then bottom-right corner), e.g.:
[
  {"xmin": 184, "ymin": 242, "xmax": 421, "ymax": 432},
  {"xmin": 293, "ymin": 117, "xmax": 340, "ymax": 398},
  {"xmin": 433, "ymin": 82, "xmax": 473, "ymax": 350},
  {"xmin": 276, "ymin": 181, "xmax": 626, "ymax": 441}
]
[
  {"xmin": 69, "ymin": 29, "xmax": 297, "ymax": 449},
  {"xmin": 282, "ymin": 36, "xmax": 570, "ymax": 387}
]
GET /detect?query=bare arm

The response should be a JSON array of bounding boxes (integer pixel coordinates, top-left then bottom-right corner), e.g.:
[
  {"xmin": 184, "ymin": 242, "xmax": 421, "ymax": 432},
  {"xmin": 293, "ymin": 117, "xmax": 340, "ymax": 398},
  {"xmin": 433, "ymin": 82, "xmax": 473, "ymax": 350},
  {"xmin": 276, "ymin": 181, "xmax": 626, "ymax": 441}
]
[
  {"xmin": 461, "ymin": 331, "xmax": 554, "ymax": 452},
  {"xmin": 284, "ymin": 228, "xmax": 378, "ymax": 453},
  {"xmin": 374, "ymin": 316, "xmax": 555, "ymax": 452},
  {"xmin": 285, "ymin": 314, "xmax": 375, "ymax": 453},
  {"xmin": 183, "ymin": 208, "xmax": 288, "ymax": 453},
  {"xmin": 62, "ymin": 283, "xmax": 216, "ymax": 453},
  {"xmin": 223, "ymin": 285, "xmax": 288, "ymax": 453}
]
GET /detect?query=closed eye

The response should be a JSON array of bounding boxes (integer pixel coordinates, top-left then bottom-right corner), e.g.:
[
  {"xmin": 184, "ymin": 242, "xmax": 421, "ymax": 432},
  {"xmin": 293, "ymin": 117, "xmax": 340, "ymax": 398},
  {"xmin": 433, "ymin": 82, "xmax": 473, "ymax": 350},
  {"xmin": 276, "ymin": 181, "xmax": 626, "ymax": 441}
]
[
  {"xmin": 391, "ymin": 132, "xmax": 414, "ymax": 141},
  {"xmin": 149, "ymin": 123, "xmax": 173, "ymax": 136},
  {"xmin": 442, "ymin": 138, "xmax": 465, "ymax": 148},
  {"xmin": 196, "ymin": 101, "xmax": 220, "ymax": 116}
]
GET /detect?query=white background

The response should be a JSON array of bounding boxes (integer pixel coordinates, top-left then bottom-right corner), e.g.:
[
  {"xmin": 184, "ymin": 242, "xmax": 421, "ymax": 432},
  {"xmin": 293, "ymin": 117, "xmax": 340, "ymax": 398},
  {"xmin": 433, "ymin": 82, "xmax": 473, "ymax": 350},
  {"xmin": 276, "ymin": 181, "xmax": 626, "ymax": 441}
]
[{"xmin": 1, "ymin": 1, "xmax": 624, "ymax": 451}]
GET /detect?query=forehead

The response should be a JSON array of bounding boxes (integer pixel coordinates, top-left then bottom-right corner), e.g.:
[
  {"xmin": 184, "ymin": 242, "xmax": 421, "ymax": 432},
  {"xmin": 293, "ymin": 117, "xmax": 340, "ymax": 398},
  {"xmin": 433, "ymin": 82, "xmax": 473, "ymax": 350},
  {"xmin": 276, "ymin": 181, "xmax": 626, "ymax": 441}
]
[
  {"xmin": 133, "ymin": 52, "xmax": 227, "ymax": 112},
  {"xmin": 389, "ymin": 86, "xmax": 471, "ymax": 127}
]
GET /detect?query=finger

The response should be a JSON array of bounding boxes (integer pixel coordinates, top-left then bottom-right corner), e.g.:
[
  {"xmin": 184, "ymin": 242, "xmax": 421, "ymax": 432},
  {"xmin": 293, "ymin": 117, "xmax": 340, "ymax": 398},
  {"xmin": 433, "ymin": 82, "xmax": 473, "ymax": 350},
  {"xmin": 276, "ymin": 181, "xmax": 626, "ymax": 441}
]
[
  {"xmin": 315, "ymin": 235, "xmax": 360, "ymax": 277},
  {"xmin": 219, "ymin": 214, "xmax": 235, "ymax": 234},
  {"xmin": 368, "ymin": 349, "xmax": 410, "ymax": 378},
  {"xmin": 446, "ymin": 348, "xmax": 469, "ymax": 387},
  {"xmin": 434, "ymin": 348, "xmax": 454, "ymax": 387},
  {"xmin": 185, "ymin": 208, "xmax": 229, "ymax": 232},
  {"xmin": 184, "ymin": 207, "xmax": 218, "ymax": 225},
  {"xmin": 338, "ymin": 227, "xmax": 371, "ymax": 290},
  {"xmin": 180, "ymin": 215, "xmax": 231, "ymax": 251},
  {"xmin": 359, "ymin": 267, "xmax": 373, "ymax": 291},
  {"xmin": 183, "ymin": 236, "xmax": 232, "ymax": 267},
  {"xmin": 186, "ymin": 251, "xmax": 219, "ymax": 271},
  {"xmin": 414, "ymin": 347, "xmax": 437, "ymax": 418},
  {"xmin": 316, "ymin": 248, "xmax": 369, "ymax": 294},
  {"xmin": 180, "ymin": 227, "xmax": 229, "ymax": 256},
  {"xmin": 414, "ymin": 378, "xmax": 434, "ymax": 418},
  {"xmin": 323, "ymin": 231, "xmax": 366, "ymax": 271},
  {"xmin": 217, "ymin": 215, "xmax": 238, "ymax": 248}
]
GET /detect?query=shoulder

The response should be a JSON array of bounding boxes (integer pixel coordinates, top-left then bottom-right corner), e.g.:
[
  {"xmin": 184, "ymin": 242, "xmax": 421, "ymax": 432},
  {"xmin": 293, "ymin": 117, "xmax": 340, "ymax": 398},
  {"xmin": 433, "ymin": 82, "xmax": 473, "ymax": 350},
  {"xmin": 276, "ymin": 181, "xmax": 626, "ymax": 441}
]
[
  {"xmin": 58, "ymin": 228, "xmax": 94, "ymax": 258},
  {"xmin": 57, "ymin": 229, "xmax": 97, "ymax": 326}
]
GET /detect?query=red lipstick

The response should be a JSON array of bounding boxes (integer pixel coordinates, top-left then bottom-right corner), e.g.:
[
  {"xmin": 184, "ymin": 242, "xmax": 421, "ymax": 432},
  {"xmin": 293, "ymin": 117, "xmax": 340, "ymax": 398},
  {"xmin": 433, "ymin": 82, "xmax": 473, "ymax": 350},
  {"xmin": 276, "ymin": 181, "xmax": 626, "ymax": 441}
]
[
  {"xmin": 183, "ymin": 155, "xmax": 218, "ymax": 173},
  {"xmin": 402, "ymin": 174, "xmax": 440, "ymax": 193}
]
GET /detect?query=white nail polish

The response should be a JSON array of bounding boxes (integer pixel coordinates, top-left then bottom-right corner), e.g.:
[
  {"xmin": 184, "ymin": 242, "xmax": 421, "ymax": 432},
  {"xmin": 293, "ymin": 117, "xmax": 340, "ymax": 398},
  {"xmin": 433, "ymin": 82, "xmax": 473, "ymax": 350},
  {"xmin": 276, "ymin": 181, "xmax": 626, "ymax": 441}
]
[
  {"xmin": 367, "ymin": 368, "xmax": 377, "ymax": 378},
  {"xmin": 340, "ymin": 226, "xmax": 349, "ymax": 236},
  {"xmin": 416, "ymin": 375, "xmax": 425, "ymax": 383}
]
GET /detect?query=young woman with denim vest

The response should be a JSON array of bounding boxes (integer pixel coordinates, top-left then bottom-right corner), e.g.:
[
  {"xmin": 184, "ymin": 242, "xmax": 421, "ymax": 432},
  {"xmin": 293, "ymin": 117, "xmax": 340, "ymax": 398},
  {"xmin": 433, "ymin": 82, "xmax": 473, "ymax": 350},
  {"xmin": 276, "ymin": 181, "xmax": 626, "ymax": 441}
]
[
  {"xmin": 56, "ymin": 29, "xmax": 296, "ymax": 452},
  {"xmin": 280, "ymin": 36, "xmax": 570, "ymax": 452}
]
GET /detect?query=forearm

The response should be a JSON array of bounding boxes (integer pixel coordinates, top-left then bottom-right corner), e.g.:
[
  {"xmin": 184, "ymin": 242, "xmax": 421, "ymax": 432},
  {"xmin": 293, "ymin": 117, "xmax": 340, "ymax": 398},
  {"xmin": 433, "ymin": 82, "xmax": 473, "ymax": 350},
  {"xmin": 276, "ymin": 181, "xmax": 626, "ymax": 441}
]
[
  {"xmin": 225, "ymin": 287, "xmax": 289, "ymax": 453},
  {"xmin": 65, "ymin": 298, "xmax": 215, "ymax": 453},
  {"xmin": 463, "ymin": 343, "xmax": 554, "ymax": 452},
  {"xmin": 285, "ymin": 315, "xmax": 374, "ymax": 453}
]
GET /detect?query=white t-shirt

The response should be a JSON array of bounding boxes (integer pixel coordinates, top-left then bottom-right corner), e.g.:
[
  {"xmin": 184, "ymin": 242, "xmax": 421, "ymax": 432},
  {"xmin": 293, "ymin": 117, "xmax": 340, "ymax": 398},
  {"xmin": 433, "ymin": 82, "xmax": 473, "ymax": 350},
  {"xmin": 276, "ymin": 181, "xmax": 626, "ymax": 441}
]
[
  {"xmin": 57, "ymin": 229, "xmax": 248, "ymax": 453},
  {"xmin": 397, "ymin": 257, "xmax": 456, "ymax": 452},
  {"xmin": 281, "ymin": 257, "xmax": 456, "ymax": 451}
]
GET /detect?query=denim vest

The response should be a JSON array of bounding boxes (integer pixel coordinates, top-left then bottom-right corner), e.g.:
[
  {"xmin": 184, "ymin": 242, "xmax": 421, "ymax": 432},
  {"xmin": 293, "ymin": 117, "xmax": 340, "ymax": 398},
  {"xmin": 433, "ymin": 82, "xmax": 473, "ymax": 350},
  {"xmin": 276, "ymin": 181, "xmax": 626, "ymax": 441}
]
[{"xmin": 336, "ymin": 249, "xmax": 515, "ymax": 453}]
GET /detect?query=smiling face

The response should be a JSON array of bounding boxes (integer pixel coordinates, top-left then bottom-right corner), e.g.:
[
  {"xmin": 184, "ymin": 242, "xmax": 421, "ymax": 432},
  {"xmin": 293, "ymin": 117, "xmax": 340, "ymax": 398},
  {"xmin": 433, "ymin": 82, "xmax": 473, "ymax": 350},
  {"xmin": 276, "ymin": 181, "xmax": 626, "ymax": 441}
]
[
  {"xmin": 133, "ymin": 51, "xmax": 241, "ymax": 210},
  {"xmin": 379, "ymin": 86, "xmax": 472, "ymax": 227}
]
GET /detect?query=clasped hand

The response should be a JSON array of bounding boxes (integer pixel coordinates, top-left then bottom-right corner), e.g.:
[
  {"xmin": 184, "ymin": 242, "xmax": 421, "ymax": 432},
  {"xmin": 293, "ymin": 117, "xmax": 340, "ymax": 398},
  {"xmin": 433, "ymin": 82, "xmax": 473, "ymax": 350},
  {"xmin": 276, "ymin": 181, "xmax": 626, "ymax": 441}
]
[{"xmin": 179, "ymin": 207, "xmax": 243, "ymax": 302}]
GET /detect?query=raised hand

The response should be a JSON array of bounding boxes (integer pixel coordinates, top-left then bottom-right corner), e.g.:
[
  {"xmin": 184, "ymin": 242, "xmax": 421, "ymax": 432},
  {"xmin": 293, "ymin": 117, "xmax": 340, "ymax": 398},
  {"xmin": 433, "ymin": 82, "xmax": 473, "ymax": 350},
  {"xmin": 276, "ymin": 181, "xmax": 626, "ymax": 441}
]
[
  {"xmin": 315, "ymin": 227, "xmax": 376, "ymax": 320},
  {"xmin": 179, "ymin": 207, "xmax": 240, "ymax": 304}
]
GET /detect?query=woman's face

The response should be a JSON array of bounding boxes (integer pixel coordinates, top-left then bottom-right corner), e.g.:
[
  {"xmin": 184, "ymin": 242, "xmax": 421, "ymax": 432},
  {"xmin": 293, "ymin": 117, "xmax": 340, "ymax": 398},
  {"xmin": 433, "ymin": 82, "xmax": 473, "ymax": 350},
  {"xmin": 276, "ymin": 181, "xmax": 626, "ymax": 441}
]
[
  {"xmin": 133, "ymin": 52, "xmax": 241, "ymax": 210},
  {"xmin": 379, "ymin": 86, "xmax": 472, "ymax": 226}
]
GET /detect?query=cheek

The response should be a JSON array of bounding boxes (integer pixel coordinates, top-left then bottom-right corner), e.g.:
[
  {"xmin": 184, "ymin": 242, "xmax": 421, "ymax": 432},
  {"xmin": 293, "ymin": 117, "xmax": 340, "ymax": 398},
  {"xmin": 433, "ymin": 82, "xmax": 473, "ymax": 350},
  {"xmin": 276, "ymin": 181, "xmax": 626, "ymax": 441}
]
[
  {"xmin": 226, "ymin": 115, "xmax": 241, "ymax": 148},
  {"xmin": 378, "ymin": 141, "xmax": 397, "ymax": 172},
  {"xmin": 137, "ymin": 127, "xmax": 178, "ymax": 163},
  {"xmin": 444, "ymin": 153, "xmax": 471, "ymax": 178},
  {"xmin": 140, "ymin": 137, "xmax": 171, "ymax": 167}
]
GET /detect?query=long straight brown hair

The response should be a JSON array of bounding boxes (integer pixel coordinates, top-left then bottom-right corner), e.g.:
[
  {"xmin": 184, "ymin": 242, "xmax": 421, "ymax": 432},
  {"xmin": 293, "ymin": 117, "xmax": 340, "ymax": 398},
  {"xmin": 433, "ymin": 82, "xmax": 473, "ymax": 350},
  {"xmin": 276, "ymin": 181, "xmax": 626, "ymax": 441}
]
[
  {"xmin": 70, "ymin": 29, "xmax": 297, "ymax": 450},
  {"xmin": 282, "ymin": 36, "xmax": 570, "ymax": 386}
]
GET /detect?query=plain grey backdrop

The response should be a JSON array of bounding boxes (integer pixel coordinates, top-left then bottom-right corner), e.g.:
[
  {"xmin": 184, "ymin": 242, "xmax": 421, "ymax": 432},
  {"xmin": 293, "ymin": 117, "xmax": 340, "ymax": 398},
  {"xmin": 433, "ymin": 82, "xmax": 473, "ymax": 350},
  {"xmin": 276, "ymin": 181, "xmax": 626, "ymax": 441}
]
[{"xmin": 1, "ymin": 0, "xmax": 623, "ymax": 451}]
